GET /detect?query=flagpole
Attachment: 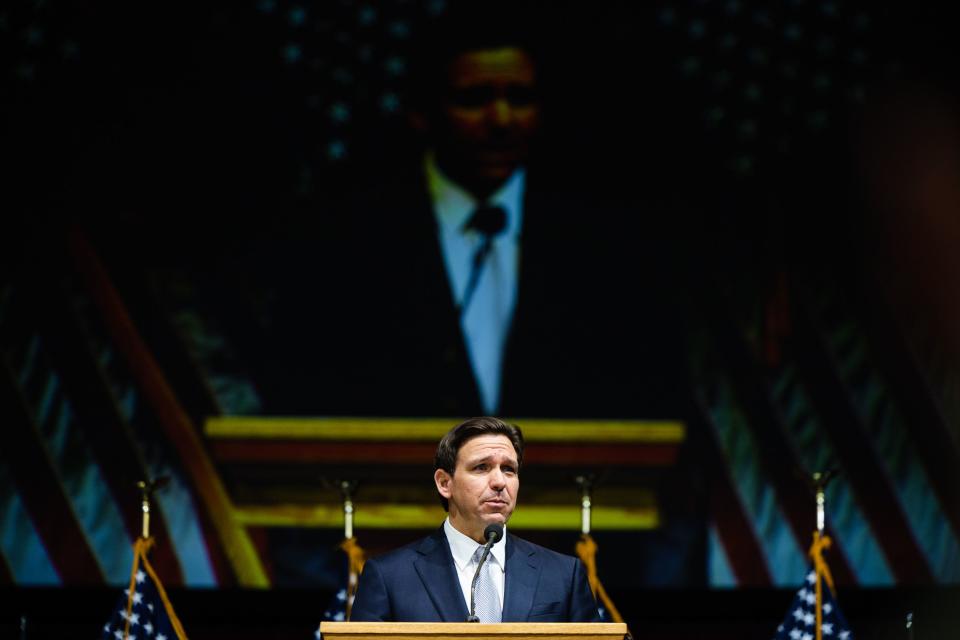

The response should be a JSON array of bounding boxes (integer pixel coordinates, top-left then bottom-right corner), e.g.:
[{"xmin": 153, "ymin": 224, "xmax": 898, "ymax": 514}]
[
  {"xmin": 810, "ymin": 470, "xmax": 835, "ymax": 640},
  {"xmin": 337, "ymin": 480, "xmax": 364, "ymax": 621},
  {"xmin": 136, "ymin": 477, "xmax": 169, "ymax": 541},
  {"xmin": 573, "ymin": 475, "xmax": 624, "ymax": 624},
  {"xmin": 340, "ymin": 480, "xmax": 356, "ymax": 540},
  {"xmin": 576, "ymin": 475, "xmax": 593, "ymax": 535}
]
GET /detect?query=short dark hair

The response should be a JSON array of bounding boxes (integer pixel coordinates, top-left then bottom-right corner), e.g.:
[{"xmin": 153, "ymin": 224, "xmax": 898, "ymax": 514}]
[
  {"xmin": 408, "ymin": 1, "xmax": 542, "ymax": 114},
  {"xmin": 434, "ymin": 416, "xmax": 525, "ymax": 511}
]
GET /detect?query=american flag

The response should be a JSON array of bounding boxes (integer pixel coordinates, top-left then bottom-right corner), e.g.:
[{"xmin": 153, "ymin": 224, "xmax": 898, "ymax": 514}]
[
  {"xmin": 101, "ymin": 540, "xmax": 187, "ymax": 640},
  {"xmin": 316, "ymin": 536, "xmax": 365, "ymax": 637},
  {"xmin": 773, "ymin": 568, "xmax": 853, "ymax": 640}
]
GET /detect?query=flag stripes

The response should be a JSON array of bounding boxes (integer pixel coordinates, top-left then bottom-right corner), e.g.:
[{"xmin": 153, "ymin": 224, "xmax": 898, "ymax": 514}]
[
  {"xmin": 0, "ymin": 461, "xmax": 60, "ymax": 585},
  {"xmin": 72, "ymin": 276, "xmax": 221, "ymax": 587},
  {"xmin": 691, "ymin": 279, "xmax": 856, "ymax": 586},
  {"xmin": 693, "ymin": 396, "xmax": 774, "ymax": 585},
  {"xmin": 774, "ymin": 367, "xmax": 894, "ymax": 585},
  {"xmin": 809, "ymin": 285, "xmax": 960, "ymax": 582},
  {"xmin": 0, "ymin": 358, "xmax": 104, "ymax": 583},
  {"xmin": 853, "ymin": 293, "xmax": 960, "ymax": 548},
  {"xmin": 70, "ymin": 229, "xmax": 267, "ymax": 586},
  {"xmin": 0, "ymin": 234, "xmax": 228, "ymax": 587},
  {"xmin": 33, "ymin": 282, "xmax": 186, "ymax": 585},
  {"xmin": 696, "ymin": 268, "xmax": 960, "ymax": 587},
  {"xmin": 792, "ymin": 297, "xmax": 935, "ymax": 583}
]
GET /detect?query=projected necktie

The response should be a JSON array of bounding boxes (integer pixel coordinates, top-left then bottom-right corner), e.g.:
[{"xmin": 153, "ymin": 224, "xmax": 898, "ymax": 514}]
[
  {"xmin": 471, "ymin": 545, "xmax": 502, "ymax": 623},
  {"xmin": 460, "ymin": 205, "xmax": 507, "ymax": 316}
]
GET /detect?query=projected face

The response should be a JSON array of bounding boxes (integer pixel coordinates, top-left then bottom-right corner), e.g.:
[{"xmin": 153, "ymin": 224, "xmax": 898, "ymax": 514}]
[{"xmin": 434, "ymin": 46, "xmax": 541, "ymax": 198}]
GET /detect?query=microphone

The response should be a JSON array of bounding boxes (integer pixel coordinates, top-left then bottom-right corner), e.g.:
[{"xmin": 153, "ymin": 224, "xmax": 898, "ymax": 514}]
[{"xmin": 466, "ymin": 523, "xmax": 504, "ymax": 622}]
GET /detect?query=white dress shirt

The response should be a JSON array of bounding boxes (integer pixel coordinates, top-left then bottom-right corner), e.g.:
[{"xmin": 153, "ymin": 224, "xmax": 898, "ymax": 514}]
[
  {"xmin": 426, "ymin": 153, "xmax": 524, "ymax": 414},
  {"xmin": 443, "ymin": 518, "xmax": 506, "ymax": 615}
]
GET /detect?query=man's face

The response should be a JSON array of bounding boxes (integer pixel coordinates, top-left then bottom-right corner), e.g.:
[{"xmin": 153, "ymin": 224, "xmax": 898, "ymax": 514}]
[
  {"xmin": 434, "ymin": 433, "xmax": 520, "ymax": 542},
  {"xmin": 433, "ymin": 46, "xmax": 541, "ymax": 197}
]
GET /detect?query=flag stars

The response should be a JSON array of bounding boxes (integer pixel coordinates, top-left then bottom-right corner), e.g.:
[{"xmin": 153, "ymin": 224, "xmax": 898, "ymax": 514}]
[
  {"xmin": 792, "ymin": 607, "xmax": 805, "ymax": 621},
  {"xmin": 284, "ymin": 43, "xmax": 302, "ymax": 64},
  {"xmin": 803, "ymin": 591, "xmax": 816, "ymax": 606},
  {"xmin": 789, "ymin": 629, "xmax": 802, "ymax": 640},
  {"xmin": 329, "ymin": 102, "xmax": 351, "ymax": 123},
  {"xmin": 327, "ymin": 140, "xmax": 347, "ymax": 160},
  {"xmin": 838, "ymin": 631, "xmax": 850, "ymax": 639},
  {"xmin": 822, "ymin": 622, "xmax": 834, "ymax": 635},
  {"xmin": 358, "ymin": 6, "xmax": 377, "ymax": 26},
  {"xmin": 289, "ymin": 6, "xmax": 307, "ymax": 27},
  {"xmin": 380, "ymin": 92, "xmax": 400, "ymax": 113},
  {"xmin": 822, "ymin": 603, "xmax": 833, "ymax": 615},
  {"xmin": 384, "ymin": 56, "xmax": 406, "ymax": 77},
  {"xmin": 806, "ymin": 571, "xmax": 817, "ymax": 584},
  {"xmin": 801, "ymin": 633, "xmax": 813, "ymax": 640},
  {"xmin": 24, "ymin": 26, "xmax": 44, "ymax": 46},
  {"xmin": 802, "ymin": 611, "xmax": 815, "ymax": 626},
  {"xmin": 388, "ymin": 21, "xmax": 410, "ymax": 39},
  {"xmin": 157, "ymin": 634, "xmax": 167, "ymax": 640},
  {"xmin": 119, "ymin": 610, "xmax": 140, "ymax": 626},
  {"xmin": 144, "ymin": 621, "xmax": 154, "ymax": 635}
]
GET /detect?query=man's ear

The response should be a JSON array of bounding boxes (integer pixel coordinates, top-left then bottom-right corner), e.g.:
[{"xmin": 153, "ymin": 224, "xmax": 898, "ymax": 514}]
[{"xmin": 434, "ymin": 468, "xmax": 452, "ymax": 498}]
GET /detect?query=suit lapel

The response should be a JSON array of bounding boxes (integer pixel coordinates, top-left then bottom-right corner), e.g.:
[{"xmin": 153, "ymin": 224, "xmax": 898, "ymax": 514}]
[
  {"xmin": 402, "ymin": 175, "xmax": 485, "ymax": 415},
  {"xmin": 501, "ymin": 534, "xmax": 541, "ymax": 622},
  {"xmin": 413, "ymin": 528, "xmax": 470, "ymax": 622}
]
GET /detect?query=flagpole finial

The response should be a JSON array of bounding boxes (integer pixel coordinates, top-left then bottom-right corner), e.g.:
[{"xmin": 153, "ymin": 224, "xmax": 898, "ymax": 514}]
[
  {"xmin": 574, "ymin": 475, "xmax": 594, "ymax": 535},
  {"xmin": 136, "ymin": 477, "xmax": 169, "ymax": 540},
  {"xmin": 810, "ymin": 469, "xmax": 837, "ymax": 534},
  {"xmin": 339, "ymin": 480, "xmax": 358, "ymax": 540}
]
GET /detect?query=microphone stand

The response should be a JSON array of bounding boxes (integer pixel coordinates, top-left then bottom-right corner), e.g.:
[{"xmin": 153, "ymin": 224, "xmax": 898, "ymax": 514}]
[{"xmin": 467, "ymin": 524, "xmax": 503, "ymax": 622}]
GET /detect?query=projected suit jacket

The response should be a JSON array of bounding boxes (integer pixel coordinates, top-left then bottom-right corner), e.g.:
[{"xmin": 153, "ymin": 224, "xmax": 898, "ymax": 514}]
[
  {"xmin": 261, "ymin": 161, "xmax": 685, "ymax": 420},
  {"xmin": 349, "ymin": 527, "xmax": 601, "ymax": 622}
]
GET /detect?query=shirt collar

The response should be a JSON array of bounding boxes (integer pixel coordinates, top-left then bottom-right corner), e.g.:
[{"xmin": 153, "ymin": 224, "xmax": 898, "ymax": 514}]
[
  {"xmin": 444, "ymin": 517, "xmax": 507, "ymax": 571},
  {"xmin": 425, "ymin": 151, "xmax": 525, "ymax": 239}
]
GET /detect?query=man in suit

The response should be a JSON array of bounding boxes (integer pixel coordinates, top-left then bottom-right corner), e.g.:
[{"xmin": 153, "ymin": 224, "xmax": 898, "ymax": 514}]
[
  {"xmin": 349, "ymin": 417, "xmax": 601, "ymax": 622},
  {"xmin": 263, "ymin": 2, "xmax": 684, "ymax": 421}
]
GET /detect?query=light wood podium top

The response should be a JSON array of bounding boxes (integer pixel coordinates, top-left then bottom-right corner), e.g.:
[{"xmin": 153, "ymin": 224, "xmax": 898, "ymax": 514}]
[{"xmin": 318, "ymin": 622, "xmax": 628, "ymax": 640}]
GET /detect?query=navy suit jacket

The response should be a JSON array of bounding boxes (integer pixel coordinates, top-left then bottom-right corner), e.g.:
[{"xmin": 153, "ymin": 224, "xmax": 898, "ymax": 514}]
[{"xmin": 350, "ymin": 528, "xmax": 601, "ymax": 622}]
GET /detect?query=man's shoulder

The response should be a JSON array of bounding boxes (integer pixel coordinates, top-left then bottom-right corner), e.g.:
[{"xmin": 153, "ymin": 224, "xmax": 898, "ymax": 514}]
[
  {"xmin": 367, "ymin": 530, "xmax": 445, "ymax": 569},
  {"xmin": 508, "ymin": 534, "xmax": 580, "ymax": 567}
]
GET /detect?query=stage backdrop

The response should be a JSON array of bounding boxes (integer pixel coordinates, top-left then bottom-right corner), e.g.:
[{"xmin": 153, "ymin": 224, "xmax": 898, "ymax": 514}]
[{"xmin": 3, "ymin": 0, "xmax": 959, "ymax": 594}]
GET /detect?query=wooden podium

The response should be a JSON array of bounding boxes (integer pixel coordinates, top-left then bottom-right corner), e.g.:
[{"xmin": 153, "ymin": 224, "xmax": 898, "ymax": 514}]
[{"xmin": 318, "ymin": 622, "xmax": 629, "ymax": 640}]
